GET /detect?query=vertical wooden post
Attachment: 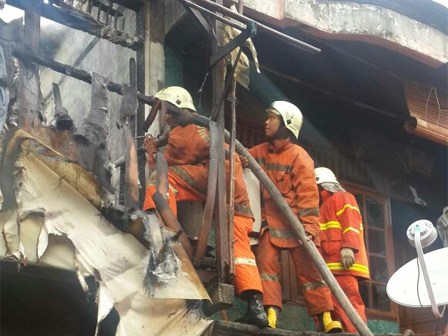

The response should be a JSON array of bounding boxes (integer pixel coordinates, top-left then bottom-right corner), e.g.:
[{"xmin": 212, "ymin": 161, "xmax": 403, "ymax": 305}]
[
  {"xmin": 24, "ymin": 8, "xmax": 40, "ymax": 52},
  {"xmin": 137, "ymin": 0, "xmax": 166, "ymax": 207},
  {"xmin": 20, "ymin": 1, "xmax": 41, "ymax": 130},
  {"xmin": 212, "ymin": 0, "xmax": 231, "ymax": 283},
  {"xmin": 227, "ymin": 0, "xmax": 245, "ymax": 287},
  {"xmin": 135, "ymin": 3, "xmax": 147, "ymax": 205}
]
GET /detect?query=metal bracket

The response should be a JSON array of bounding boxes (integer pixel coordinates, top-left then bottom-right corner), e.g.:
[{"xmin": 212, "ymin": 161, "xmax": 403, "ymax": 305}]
[{"xmin": 209, "ymin": 21, "xmax": 256, "ymax": 68}]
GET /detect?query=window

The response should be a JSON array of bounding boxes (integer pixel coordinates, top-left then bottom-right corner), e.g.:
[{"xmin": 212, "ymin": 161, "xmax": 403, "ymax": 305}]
[{"xmin": 349, "ymin": 187, "xmax": 397, "ymax": 320}]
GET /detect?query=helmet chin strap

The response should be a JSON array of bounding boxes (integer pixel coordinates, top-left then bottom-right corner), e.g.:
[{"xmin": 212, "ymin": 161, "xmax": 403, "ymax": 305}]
[{"xmin": 270, "ymin": 126, "xmax": 290, "ymax": 141}]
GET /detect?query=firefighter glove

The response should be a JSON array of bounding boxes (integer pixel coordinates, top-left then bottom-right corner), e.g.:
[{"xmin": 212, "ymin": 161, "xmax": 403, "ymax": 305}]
[
  {"xmin": 143, "ymin": 136, "xmax": 158, "ymax": 155},
  {"xmin": 341, "ymin": 248, "xmax": 355, "ymax": 268},
  {"xmin": 305, "ymin": 232, "xmax": 314, "ymax": 241}
]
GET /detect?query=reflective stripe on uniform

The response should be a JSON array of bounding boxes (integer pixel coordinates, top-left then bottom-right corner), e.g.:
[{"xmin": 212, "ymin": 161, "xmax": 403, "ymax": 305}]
[
  {"xmin": 320, "ymin": 221, "xmax": 342, "ymax": 231},
  {"xmin": 253, "ymin": 159, "xmax": 292, "ymax": 173},
  {"xmin": 301, "ymin": 280, "xmax": 327, "ymax": 291},
  {"xmin": 235, "ymin": 257, "xmax": 257, "ymax": 266},
  {"xmin": 327, "ymin": 262, "xmax": 369, "ymax": 274},
  {"xmin": 197, "ymin": 126, "xmax": 210, "ymax": 142},
  {"xmin": 336, "ymin": 204, "xmax": 360, "ymax": 217},
  {"xmin": 265, "ymin": 163, "xmax": 291, "ymax": 173},
  {"xmin": 170, "ymin": 166, "xmax": 207, "ymax": 195},
  {"xmin": 299, "ymin": 208, "xmax": 320, "ymax": 217},
  {"xmin": 234, "ymin": 203, "xmax": 254, "ymax": 217},
  {"xmin": 343, "ymin": 227, "xmax": 360, "ymax": 235},
  {"xmin": 260, "ymin": 273, "xmax": 279, "ymax": 282},
  {"xmin": 270, "ymin": 228, "xmax": 296, "ymax": 239}
]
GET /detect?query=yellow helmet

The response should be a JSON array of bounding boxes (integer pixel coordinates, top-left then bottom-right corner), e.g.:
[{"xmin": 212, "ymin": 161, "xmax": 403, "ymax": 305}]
[
  {"xmin": 154, "ymin": 86, "xmax": 196, "ymax": 112},
  {"xmin": 267, "ymin": 101, "xmax": 303, "ymax": 140}
]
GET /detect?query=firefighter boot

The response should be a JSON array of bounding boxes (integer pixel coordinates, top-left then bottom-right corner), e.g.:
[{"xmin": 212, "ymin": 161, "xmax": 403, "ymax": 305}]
[
  {"xmin": 316, "ymin": 312, "xmax": 343, "ymax": 333},
  {"xmin": 266, "ymin": 306, "xmax": 280, "ymax": 329},
  {"xmin": 236, "ymin": 291, "xmax": 269, "ymax": 328}
]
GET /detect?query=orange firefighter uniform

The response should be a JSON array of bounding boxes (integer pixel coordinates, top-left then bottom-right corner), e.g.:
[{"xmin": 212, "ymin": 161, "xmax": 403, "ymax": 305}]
[
  {"xmin": 248, "ymin": 139, "xmax": 333, "ymax": 316},
  {"xmin": 143, "ymin": 123, "xmax": 262, "ymax": 295},
  {"xmin": 319, "ymin": 190, "xmax": 370, "ymax": 332}
]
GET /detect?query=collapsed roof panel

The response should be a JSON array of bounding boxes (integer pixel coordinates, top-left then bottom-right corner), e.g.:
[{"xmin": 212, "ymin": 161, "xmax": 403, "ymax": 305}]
[{"xmin": 0, "ymin": 131, "xmax": 213, "ymax": 335}]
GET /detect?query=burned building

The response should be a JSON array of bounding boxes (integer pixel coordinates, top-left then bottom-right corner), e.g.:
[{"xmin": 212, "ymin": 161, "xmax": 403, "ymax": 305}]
[{"xmin": 0, "ymin": 0, "xmax": 447, "ymax": 335}]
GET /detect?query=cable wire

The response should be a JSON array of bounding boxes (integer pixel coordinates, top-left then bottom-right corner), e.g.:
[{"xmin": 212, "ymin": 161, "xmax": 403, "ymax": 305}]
[{"xmin": 416, "ymin": 256, "xmax": 423, "ymax": 308}]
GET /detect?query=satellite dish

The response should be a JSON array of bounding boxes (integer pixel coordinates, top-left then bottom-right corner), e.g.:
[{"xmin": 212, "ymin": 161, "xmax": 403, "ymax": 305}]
[
  {"xmin": 387, "ymin": 247, "xmax": 448, "ymax": 308},
  {"xmin": 387, "ymin": 220, "xmax": 447, "ymax": 318}
]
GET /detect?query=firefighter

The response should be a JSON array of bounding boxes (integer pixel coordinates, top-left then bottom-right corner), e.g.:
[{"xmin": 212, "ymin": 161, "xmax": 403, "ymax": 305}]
[
  {"xmin": 244, "ymin": 101, "xmax": 342, "ymax": 332},
  {"xmin": 143, "ymin": 86, "xmax": 268, "ymax": 328},
  {"xmin": 315, "ymin": 167, "xmax": 370, "ymax": 332}
]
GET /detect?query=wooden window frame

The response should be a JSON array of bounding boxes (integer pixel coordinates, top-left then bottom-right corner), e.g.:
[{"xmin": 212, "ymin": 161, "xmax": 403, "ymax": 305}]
[{"xmin": 344, "ymin": 183, "xmax": 398, "ymax": 321}]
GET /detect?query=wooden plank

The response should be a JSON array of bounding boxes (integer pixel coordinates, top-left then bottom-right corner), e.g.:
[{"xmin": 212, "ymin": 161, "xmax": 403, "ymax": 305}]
[
  {"xmin": 24, "ymin": 4, "xmax": 40, "ymax": 51},
  {"xmin": 135, "ymin": 2, "xmax": 147, "ymax": 205},
  {"xmin": 212, "ymin": 0, "xmax": 231, "ymax": 283},
  {"xmin": 226, "ymin": 1, "xmax": 245, "ymax": 290},
  {"xmin": 203, "ymin": 282, "xmax": 234, "ymax": 316},
  {"xmin": 6, "ymin": 0, "xmax": 143, "ymax": 50},
  {"xmin": 211, "ymin": 321, "xmax": 334, "ymax": 336}
]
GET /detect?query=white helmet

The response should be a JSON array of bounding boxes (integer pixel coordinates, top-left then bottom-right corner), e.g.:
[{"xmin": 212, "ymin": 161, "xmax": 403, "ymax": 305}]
[
  {"xmin": 155, "ymin": 86, "xmax": 196, "ymax": 112},
  {"xmin": 315, "ymin": 167, "xmax": 345, "ymax": 193},
  {"xmin": 267, "ymin": 101, "xmax": 303, "ymax": 140}
]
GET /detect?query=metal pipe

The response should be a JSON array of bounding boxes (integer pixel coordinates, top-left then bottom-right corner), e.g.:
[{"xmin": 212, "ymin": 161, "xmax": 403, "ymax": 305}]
[
  {"xmin": 192, "ymin": 0, "xmax": 320, "ymax": 54},
  {"xmin": 177, "ymin": 0, "xmax": 244, "ymax": 31}
]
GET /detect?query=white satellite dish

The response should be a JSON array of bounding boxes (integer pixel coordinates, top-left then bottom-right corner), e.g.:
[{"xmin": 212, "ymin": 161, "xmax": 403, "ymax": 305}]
[
  {"xmin": 387, "ymin": 247, "xmax": 448, "ymax": 308},
  {"xmin": 387, "ymin": 220, "xmax": 447, "ymax": 318}
]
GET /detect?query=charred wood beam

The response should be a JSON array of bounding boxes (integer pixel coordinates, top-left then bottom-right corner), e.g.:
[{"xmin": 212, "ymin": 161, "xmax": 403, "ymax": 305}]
[
  {"xmin": 11, "ymin": 46, "xmax": 211, "ymax": 128},
  {"xmin": 52, "ymin": 83, "xmax": 75, "ymax": 131},
  {"xmin": 108, "ymin": 0, "xmax": 143, "ymax": 11},
  {"xmin": 51, "ymin": 0, "xmax": 124, "ymax": 18},
  {"xmin": 135, "ymin": 2, "xmax": 146, "ymax": 205},
  {"xmin": 6, "ymin": 0, "xmax": 143, "ymax": 51},
  {"xmin": 24, "ymin": 3, "xmax": 40, "ymax": 51},
  {"xmin": 11, "ymin": 46, "xmax": 155, "ymax": 106},
  {"xmin": 212, "ymin": 0, "xmax": 231, "ymax": 284}
]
